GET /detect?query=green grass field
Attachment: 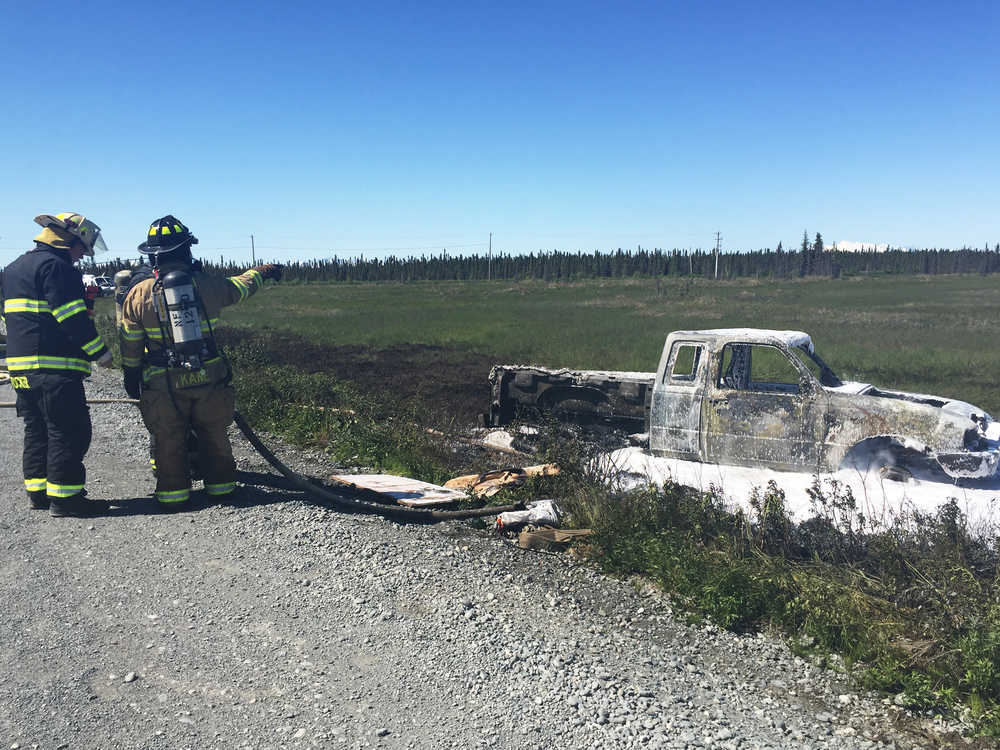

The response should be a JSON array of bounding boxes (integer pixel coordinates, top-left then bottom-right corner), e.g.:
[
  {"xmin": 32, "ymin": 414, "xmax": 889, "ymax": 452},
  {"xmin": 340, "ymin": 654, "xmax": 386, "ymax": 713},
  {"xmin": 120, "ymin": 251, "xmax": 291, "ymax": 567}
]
[{"xmin": 222, "ymin": 274, "xmax": 1000, "ymax": 416}]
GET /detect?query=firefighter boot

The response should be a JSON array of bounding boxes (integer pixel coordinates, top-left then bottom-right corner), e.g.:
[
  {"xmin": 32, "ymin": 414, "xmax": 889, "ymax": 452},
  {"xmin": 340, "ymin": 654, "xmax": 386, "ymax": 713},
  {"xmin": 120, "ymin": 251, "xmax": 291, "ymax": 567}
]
[
  {"xmin": 50, "ymin": 491, "xmax": 110, "ymax": 518},
  {"xmin": 155, "ymin": 494, "xmax": 191, "ymax": 513},
  {"xmin": 28, "ymin": 490, "xmax": 49, "ymax": 510}
]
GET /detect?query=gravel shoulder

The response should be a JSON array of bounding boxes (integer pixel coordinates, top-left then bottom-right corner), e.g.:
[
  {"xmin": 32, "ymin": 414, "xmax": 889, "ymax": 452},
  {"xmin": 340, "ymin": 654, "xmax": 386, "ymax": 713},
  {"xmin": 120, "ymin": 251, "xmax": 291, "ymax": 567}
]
[{"xmin": 0, "ymin": 370, "xmax": 960, "ymax": 749}]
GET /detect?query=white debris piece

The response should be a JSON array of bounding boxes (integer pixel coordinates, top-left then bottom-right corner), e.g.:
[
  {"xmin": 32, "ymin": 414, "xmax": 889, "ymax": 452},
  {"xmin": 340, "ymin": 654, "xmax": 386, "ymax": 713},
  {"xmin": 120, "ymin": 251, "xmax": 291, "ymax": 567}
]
[{"xmin": 496, "ymin": 499, "xmax": 562, "ymax": 530}]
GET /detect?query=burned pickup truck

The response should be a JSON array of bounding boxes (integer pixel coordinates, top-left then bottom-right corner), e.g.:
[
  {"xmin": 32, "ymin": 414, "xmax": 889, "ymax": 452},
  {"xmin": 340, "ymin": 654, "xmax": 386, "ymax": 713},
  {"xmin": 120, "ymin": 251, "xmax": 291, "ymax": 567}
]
[{"xmin": 486, "ymin": 328, "xmax": 1000, "ymax": 479}]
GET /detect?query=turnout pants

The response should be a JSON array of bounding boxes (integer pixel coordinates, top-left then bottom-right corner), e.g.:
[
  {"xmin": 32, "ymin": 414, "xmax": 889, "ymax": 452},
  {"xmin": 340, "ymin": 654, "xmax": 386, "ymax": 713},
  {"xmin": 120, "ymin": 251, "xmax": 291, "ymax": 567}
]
[
  {"xmin": 139, "ymin": 381, "xmax": 237, "ymax": 505},
  {"xmin": 14, "ymin": 373, "xmax": 92, "ymax": 501}
]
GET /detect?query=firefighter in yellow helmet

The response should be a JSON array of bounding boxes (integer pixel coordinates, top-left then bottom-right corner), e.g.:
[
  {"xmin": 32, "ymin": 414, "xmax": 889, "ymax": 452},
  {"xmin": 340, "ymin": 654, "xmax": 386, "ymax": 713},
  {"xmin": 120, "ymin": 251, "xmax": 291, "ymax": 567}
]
[
  {"xmin": 2, "ymin": 213, "xmax": 114, "ymax": 516},
  {"xmin": 119, "ymin": 215, "xmax": 282, "ymax": 509}
]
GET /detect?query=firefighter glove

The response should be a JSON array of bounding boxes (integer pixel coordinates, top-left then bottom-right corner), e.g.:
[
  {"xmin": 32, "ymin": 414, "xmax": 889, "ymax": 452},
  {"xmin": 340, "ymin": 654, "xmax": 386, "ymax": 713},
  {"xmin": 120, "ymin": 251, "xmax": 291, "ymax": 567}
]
[
  {"xmin": 253, "ymin": 263, "xmax": 284, "ymax": 282},
  {"xmin": 123, "ymin": 367, "xmax": 143, "ymax": 400},
  {"xmin": 96, "ymin": 350, "xmax": 114, "ymax": 369}
]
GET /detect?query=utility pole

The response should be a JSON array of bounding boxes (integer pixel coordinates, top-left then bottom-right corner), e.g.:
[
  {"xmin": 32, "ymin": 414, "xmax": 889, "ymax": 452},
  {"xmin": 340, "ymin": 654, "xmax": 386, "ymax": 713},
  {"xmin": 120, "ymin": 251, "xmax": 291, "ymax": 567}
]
[
  {"xmin": 488, "ymin": 232, "xmax": 492, "ymax": 281},
  {"xmin": 251, "ymin": 234, "xmax": 256, "ymax": 265},
  {"xmin": 714, "ymin": 232, "xmax": 722, "ymax": 280}
]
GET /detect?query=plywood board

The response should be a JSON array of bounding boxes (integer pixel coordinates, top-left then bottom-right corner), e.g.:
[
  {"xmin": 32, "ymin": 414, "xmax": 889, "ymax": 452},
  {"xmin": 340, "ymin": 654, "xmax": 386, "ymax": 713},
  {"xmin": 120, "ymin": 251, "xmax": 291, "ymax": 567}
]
[{"xmin": 330, "ymin": 473, "xmax": 469, "ymax": 507}]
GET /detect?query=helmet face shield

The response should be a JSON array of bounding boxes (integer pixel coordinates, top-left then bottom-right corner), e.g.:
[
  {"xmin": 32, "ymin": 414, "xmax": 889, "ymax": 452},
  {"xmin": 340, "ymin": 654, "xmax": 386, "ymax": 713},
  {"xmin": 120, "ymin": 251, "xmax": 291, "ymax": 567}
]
[
  {"xmin": 90, "ymin": 232, "xmax": 109, "ymax": 256},
  {"xmin": 70, "ymin": 216, "xmax": 105, "ymax": 256}
]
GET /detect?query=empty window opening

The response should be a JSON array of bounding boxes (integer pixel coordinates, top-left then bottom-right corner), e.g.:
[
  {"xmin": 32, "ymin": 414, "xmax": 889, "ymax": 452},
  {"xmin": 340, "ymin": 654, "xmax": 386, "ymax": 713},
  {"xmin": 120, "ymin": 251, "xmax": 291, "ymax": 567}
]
[
  {"xmin": 718, "ymin": 344, "xmax": 800, "ymax": 394},
  {"xmin": 669, "ymin": 344, "xmax": 702, "ymax": 384}
]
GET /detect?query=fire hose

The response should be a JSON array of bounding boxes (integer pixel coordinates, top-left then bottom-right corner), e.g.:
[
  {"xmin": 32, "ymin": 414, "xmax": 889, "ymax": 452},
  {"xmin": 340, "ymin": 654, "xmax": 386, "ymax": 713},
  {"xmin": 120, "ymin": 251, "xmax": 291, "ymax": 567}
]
[{"xmin": 0, "ymin": 396, "xmax": 521, "ymax": 522}]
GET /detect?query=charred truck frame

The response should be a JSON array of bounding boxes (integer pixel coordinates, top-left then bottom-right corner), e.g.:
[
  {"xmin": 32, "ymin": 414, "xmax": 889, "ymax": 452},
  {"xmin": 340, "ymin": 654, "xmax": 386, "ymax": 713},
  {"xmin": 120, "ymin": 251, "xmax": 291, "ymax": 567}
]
[{"xmin": 486, "ymin": 329, "xmax": 1000, "ymax": 480}]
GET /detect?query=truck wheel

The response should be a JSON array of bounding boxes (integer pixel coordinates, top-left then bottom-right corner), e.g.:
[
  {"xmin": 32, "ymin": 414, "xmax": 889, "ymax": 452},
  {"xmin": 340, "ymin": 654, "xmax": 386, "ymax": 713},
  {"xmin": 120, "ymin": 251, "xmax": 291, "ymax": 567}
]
[
  {"xmin": 841, "ymin": 437, "xmax": 936, "ymax": 481},
  {"xmin": 840, "ymin": 437, "xmax": 908, "ymax": 476}
]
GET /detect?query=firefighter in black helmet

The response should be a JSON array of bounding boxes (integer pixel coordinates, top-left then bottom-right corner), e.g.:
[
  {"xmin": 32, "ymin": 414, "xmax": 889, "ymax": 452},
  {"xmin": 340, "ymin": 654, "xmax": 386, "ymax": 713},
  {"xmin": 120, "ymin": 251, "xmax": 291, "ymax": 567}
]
[
  {"xmin": 119, "ymin": 215, "xmax": 282, "ymax": 509},
  {"xmin": 2, "ymin": 213, "xmax": 115, "ymax": 517}
]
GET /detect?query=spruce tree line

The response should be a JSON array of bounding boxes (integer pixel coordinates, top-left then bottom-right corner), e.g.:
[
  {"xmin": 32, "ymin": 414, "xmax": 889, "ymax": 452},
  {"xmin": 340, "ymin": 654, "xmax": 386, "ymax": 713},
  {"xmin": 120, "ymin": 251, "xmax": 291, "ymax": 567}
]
[{"xmin": 94, "ymin": 236, "xmax": 1000, "ymax": 283}]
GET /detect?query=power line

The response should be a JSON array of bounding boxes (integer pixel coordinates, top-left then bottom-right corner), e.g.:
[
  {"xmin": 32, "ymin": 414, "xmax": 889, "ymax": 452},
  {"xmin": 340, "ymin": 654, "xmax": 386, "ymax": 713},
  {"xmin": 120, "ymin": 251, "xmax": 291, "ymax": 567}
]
[{"xmin": 205, "ymin": 242, "xmax": 491, "ymax": 254}]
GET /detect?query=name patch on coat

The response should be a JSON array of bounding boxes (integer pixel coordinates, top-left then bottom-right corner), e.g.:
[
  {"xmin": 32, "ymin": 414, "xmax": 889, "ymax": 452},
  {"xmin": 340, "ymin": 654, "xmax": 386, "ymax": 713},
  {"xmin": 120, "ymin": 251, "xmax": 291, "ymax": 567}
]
[{"xmin": 174, "ymin": 369, "xmax": 209, "ymax": 388}]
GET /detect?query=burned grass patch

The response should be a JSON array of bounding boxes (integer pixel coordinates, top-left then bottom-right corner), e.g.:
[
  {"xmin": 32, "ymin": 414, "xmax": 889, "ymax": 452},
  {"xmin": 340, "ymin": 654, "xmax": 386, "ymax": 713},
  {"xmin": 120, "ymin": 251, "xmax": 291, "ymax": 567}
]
[{"xmin": 217, "ymin": 327, "xmax": 496, "ymax": 428}]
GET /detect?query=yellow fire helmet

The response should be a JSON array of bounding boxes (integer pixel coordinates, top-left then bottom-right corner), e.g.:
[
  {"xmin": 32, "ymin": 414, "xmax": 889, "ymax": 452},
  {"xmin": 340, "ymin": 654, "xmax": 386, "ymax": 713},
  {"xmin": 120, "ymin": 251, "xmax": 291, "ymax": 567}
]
[{"xmin": 33, "ymin": 213, "xmax": 109, "ymax": 256}]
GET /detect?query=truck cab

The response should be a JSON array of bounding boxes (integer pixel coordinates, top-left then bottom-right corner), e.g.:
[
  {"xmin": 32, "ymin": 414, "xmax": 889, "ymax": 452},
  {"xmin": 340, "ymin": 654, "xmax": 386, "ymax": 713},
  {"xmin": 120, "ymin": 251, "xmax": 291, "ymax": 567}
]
[
  {"xmin": 649, "ymin": 329, "xmax": 1000, "ymax": 479},
  {"xmin": 650, "ymin": 330, "xmax": 826, "ymax": 471}
]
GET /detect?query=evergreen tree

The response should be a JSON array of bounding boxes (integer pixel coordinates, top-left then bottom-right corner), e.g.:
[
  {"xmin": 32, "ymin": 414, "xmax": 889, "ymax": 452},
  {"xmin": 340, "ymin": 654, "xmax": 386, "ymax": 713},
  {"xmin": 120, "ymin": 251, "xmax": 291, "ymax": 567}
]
[{"xmin": 799, "ymin": 230, "xmax": 811, "ymax": 277}]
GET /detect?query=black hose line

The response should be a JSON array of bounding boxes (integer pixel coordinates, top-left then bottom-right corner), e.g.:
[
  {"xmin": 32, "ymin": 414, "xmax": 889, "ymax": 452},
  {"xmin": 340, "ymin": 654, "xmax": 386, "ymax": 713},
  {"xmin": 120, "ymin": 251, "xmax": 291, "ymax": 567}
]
[
  {"xmin": 232, "ymin": 411, "xmax": 521, "ymax": 523},
  {"xmin": 0, "ymin": 393, "xmax": 521, "ymax": 521}
]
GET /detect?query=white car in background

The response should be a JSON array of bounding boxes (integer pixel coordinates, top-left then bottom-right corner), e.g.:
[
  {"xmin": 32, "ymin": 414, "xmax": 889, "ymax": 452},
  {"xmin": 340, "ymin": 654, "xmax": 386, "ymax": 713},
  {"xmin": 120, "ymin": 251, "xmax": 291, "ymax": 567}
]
[
  {"xmin": 94, "ymin": 276, "xmax": 114, "ymax": 297},
  {"xmin": 81, "ymin": 274, "xmax": 114, "ymax": 297}
]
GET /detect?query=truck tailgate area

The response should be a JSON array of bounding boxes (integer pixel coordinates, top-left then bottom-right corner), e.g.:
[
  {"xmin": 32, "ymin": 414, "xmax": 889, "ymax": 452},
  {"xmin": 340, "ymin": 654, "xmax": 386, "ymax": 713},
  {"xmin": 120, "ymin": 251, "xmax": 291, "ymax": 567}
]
[{"xmin": 485, "ymin": 365, "xmax": 655, "ymax": 430}]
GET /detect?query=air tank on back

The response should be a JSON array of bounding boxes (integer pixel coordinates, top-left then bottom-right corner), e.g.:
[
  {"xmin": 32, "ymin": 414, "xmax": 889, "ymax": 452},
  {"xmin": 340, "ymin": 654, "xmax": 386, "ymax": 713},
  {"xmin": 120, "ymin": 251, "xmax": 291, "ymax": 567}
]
[{"xmin": 161, "ymin": 270, "xmax": 204, "ymax": 367}]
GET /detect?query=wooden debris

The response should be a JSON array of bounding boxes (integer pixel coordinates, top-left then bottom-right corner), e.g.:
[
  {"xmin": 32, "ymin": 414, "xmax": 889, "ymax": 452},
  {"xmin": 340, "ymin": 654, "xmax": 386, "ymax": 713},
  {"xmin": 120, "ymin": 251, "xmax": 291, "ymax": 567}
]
[
  {"xmin": 517, "ymin": 526, "xmax": 593, "ymax": 551},
  {"xmin": 329, "ymin": 473, "xmax": 469, "ymax": 507},
  {"xmin": 444, "ymin": 464, "xmax": 559, "ymax": 497}
]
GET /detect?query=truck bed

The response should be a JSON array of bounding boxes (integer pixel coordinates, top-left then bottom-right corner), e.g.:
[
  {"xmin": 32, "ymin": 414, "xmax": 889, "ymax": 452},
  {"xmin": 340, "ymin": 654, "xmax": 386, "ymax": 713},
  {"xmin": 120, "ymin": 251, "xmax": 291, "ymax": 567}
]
[{"xmin": 484, "ymin": 365, "xmax": 655, "ymax": 430}]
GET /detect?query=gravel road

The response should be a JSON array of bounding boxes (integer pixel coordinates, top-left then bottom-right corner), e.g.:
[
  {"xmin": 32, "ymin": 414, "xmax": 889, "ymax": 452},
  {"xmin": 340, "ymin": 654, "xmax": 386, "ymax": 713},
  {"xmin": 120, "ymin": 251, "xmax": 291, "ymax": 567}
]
[{"xmin": 0, "ymin": 370, "xmax": 957, "ymax": 749}]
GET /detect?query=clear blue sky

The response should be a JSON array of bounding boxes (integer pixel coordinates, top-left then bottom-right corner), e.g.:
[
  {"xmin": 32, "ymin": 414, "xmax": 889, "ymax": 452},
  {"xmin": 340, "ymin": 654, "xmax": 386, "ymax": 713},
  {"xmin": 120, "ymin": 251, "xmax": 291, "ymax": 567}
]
[{"xmin": 1, "ymin": 0, "xmax": 997, "ymax": 266}]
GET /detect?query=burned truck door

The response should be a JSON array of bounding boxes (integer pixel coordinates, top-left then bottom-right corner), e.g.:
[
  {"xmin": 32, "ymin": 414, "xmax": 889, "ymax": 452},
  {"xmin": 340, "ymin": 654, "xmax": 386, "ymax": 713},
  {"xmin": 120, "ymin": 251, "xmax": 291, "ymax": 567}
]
[
  {"xmin": 703, "ymin": 342, "xmax": 821, "ymax": 470},
  {"xmin": 649, "ymin": 339, "xmax": 705, "ymax": 459}
]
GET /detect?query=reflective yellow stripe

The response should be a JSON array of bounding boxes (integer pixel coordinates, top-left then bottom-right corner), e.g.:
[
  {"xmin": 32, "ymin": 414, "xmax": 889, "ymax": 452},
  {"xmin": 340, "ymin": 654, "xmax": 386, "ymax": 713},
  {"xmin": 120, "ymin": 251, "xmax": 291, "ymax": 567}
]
[
  {"xmin": 52, "ymin": 299, "xmax": 87, "ymax": 322},
  {"xmin": 156, "ymin": 488, "xmax": 190, "ymax": 503},
  {"xmin": 24, "ymin": 478, "xmax": 46, "ymax": 492},
  {"xmin": 228, "ymin": 270, "xmax": 262, "ymax": 301},
  {"xmin": 205, "ymin": 482, "xmax": 235, "ymax": 496},
  {"xmin": 7, "ymin": 355, "xmax": 90, "ymax": 373},
  {"xmin": 47, "ymin": 481, "xmax": 84, "ymax": 498},
  {"xmin": 122, "ymin": 356, "xmax": 142, "ymax": 367},
  {"xmin": 82, "ymin": 336, "xmax": 104, "ymax": 355},
  {"xmin": 4, "ymin": 298, "xmax": 51, "ymax": 314},
  {"xmin": 228, "ymin": 277, "xmax": 250, "ymax": 301},
  {"xmin": 120, "ymin": 326, "xmax": 145, "ymax": 341}
]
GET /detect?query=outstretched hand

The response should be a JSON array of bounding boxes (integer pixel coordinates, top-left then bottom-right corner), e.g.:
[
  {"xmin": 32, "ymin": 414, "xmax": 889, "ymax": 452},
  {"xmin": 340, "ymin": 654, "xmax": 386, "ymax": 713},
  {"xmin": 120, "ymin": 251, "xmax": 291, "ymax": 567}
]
[{"xmin": 253, "ymin": 264, "xmax": 284, "ymax": 282}]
